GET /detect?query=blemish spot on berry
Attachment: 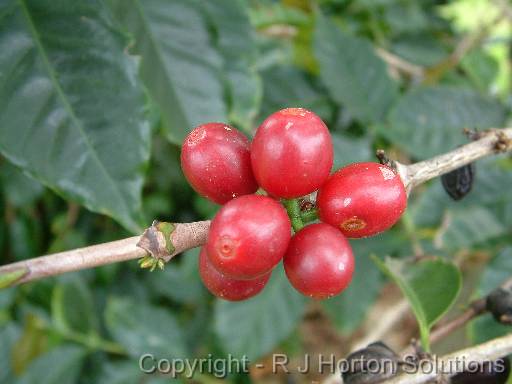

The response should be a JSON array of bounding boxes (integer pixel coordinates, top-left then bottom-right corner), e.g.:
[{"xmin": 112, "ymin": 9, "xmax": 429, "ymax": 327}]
[
  {"xmin": 223, "ymin": 125, "xmax": 232, "ymax": 131},
  {"xmin": 341, "ymin": 217, "xmax": 366, "ymax": 231},
  {"xmin": 186, "ymin": 128, "xmax": 206, "ymax": 146},
  {"xmin": 281, "ymin": 107, "xmax": 307, "ymax": 117},
  {"xmin": 216, "ymin": 236, "xmax": 238, "ymax": 259},
  {"xmin": 379, "ymin": 166, "xmax": 395, "ymax": 180}
]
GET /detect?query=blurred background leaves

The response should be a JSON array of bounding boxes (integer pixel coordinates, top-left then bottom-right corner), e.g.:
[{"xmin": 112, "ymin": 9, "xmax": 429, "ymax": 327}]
[{"xmin": 0, "ymin": 0, "xmax": 511, "ymax": 382}]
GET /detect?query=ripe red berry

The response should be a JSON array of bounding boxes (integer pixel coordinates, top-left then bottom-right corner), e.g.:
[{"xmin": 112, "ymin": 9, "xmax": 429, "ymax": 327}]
[
  {"xmin": 317, "ymin": 162, "xmax": 407, "ymax": 238},
  {"xmin": 251, "ymin": 108, "xmax": 333, "ymax": 198},
  {"xmin": 283, "ymin": 223, "xmax": 354, "ymax": 299},
  {"xmin": 198, "ymin": 247, "xmax": 270, "ymax": 301},
  {"xmin": 207, "ymin": 195, "xmax": 291, "ymax": 279},
  {"xmin": 181, "ymin": 123, "xmax": 258, "ymax": 204}
]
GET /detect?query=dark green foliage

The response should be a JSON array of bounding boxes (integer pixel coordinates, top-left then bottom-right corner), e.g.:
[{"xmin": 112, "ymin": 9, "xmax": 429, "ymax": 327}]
[{"xmin": 0, "ymin": 0, "xmax": 511, "ymax": 382}]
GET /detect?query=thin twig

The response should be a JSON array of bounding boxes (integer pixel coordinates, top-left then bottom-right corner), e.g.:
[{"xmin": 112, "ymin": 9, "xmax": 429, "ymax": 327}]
[
  {"xmin": 0, "ymin": 221, "xmax": 210, "ymax": 286},
  {"xmin": 376, "ymin": 48, "xmax": 424, "ymax": 78},
  {"xmin": 396, "ymin": 127, "xmax": 512, "ymax": 193}
]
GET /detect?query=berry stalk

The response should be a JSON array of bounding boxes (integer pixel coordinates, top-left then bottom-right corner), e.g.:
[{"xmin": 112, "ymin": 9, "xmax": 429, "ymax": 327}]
[{"xmin": 282, "ymin": 199, "xmax": 305, "ymax": 232}]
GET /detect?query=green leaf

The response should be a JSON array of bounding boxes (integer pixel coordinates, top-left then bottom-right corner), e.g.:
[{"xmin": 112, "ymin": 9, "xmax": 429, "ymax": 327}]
[
  {"xmin": 0, "ymin": 323, "xmax": 21, "ymax": 384},
  {"xmin": 0, "ymin": 162, "xmax": 43, "ymax": 207},
  {"xmin": 331, "ymin": 134, "xmax": 372, "ymax": 170},
  {"xmin": 461, "ymin": 50, "xmax": 499, "ymax": 92},
  {"xmin": 391, "ymin": 34, "xmax": 447, "ymax": 67},
  {"xmin": 314, "ymin": 12, "xmax": 398, "ymax": 123},
  {"xmin": 51, "ymin": 276, "xmax": 98, "ymax": 335},
  {"xmin": 96, "ymin": 360, "xmax": 174, "ymax": 384},
  {"xmin": 105, "ymin": 297, "xmax": 187, "ymax": 358},
  {"xmin": 249, "ymin": 2, "xmax": 310, "ymax": 29},
  {"xmin": 260, "ymin": 65, "xmax": 334, "ymax": 122},
  {"xmin": 16, "ymin": 345, "xmax": 86, "ymax": 384},
  {"xmin": 108, "ymin": 0, "xmax": 228, "ymax": 144},
  {"xmin": 0, "ymin": 0, "xmax": 150, "ymax": 233},
  {"xmin": 470, "ymin": 247, "xmax": 512, "ymax": 344},
  {"xmin": 372, "ymin": 256, "xmax": 461, "ymax": 350},
  {"xmin": 385, "ymin": 86, "xmax": 505, "ymax": 159},
  {"xmin": 436, "ymin": 206, "xmax": 506, "ymax": 250},
  {"xmin": 214, "ymin": 266, "xmax": 306, "ymax": 360},
  {"xmin": 477, "ymin": 247, "xmax": 512, "ymax": 298},
  {"xmin": 469, "ymin": 315, "xmax": 510, "ymax": 345},
  {"xmin": 384, "ymin": 4, "xmax": 429, "ymax": 35},
  {"xmin": 201, "ymin": 0, "xmax": 262, "ymax": 132},
  {"xmin": 0, "ymin": 287, "xmax": 16, "ymax": 309}
]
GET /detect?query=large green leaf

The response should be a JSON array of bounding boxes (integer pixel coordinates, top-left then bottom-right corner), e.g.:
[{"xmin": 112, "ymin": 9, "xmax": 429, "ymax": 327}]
[
  {"xmin": 105, "ymin": 297, "xmax": 187, "ymax": 358},
  {"xmin": 331, "ymin": 134, "xmax": 372, "ymax": 170},
  {"xmin": 478, "ymin": 247, "xmax": 512, "ymax": 295},
  {"xmin": 96, "ymin": 360, "xmax": 173, "ymax": 384},
  {"xmin": 51, "ymin": 276, "xmax": 98, "ymax": 335},
  {"xmin": 0, "ymin": 162, "xmax": 43, "ymax": 207},
  {"xmin": 391, "ymin": 34, "xmax": 447, "ymax": 67},
  {"xmin": 461, "ymin": 50, "xmax": 499, "ymax": 93},
  {"xmin": 436, "ymin": 206, "xmax": 506, "ymax": 251},
  {"xmin": 201, "ymin": 0, "xmax": 262, "ymax": 132},
  {"xmin": 16, "ymin": 345, "xmax": 86, "ymax": 384},
  {"xmin": 260, "ymin": 65, "xmax": 334, "ymax": 123},
  {"xmin": 108, "ymin": 0, "xmax": 228, "ymax": 144},
  {"xmin": 385, "ymin": 86, "xmax": 505, "ymax": 159},
  {"xmin": 372, "ymin": 256, "xmax": 461, "ymax": 350},
  {"xmin": 314, "ymin": 12, "xmax": 398, "ymax": 123},
  {"xmin": 214, "ymin": 266, "xmax": 306, "ymax": 360},
  {"xmin": 0, "ymin": 323, "xmax": 21, "ymax": 384},
  {"xmin": 0, "ymin": 0, "xmax": 150, "ymax": 232}
]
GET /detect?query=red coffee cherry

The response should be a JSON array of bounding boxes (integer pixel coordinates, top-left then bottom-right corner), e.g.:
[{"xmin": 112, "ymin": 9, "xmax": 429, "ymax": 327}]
[
  {"xmin": 181, "ymin": 123, "xmax": 258, "ymax": 204},
  {"xmin": 251, "ymin": 108, "xmax": 333, "ymax": 198},
  {"xmin": 317, "ymin": 162, "xmax": 407, "ymax": 238},
  {"xmin": 198, "ymin": 247, "xmax": 270, "ymax": 301},
  {"xmin": 207, "ymin": 195, "xmax": 291, "ymax": 279},
  {"xmin": 283, "ymin": 223, "xmax": 354, "ymax": 299}
]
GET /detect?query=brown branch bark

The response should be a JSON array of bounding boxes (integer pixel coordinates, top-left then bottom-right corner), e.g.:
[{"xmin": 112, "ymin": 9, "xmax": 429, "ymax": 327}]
[
  {"xmin": 0, "ymin": 221, "xmax": 209, "ymax": 286},
  {"xmin": 395, "ymin": 127, "xmax": 512, "ymax": 193},
  {"xmin": 0, "ymin": 128, "xmax": 511, "ymax": 288}
]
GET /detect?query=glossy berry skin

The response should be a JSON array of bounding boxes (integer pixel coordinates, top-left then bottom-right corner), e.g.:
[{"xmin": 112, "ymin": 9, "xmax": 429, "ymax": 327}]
[
  {"xmin": 283, "ymin": 223, "xmax": 354, "ymax": 299},
  {"xmin": 207, "ymin": 195, "xmax": 291, "ymax": 279},
  {"xmin": 181, "ymin": 123, "xmax": 258, "ymax": 204},
  {"xmin": 317, "ymin": 162, "xmax": 407, "ymax": 238},
  {"xmin": 251, "ymin": 108, "xmax": 333, "ymax": 198},
  {"xmin": 198, "ymin": 247, "xmax": 270, "ymax": 301}
]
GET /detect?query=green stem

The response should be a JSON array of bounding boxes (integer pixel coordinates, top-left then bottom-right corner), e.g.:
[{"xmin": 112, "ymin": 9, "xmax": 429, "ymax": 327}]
[
  {"xmin": 43, "ymin": 324, "xmax": 126, "ymax": 355},
  {"xmin": 283, "ymin": 199, "xmax": 304, "ymax": 233},
  {"xmin": 300, "ymin": 208, "xmax": 318, "ymax": 223}
]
